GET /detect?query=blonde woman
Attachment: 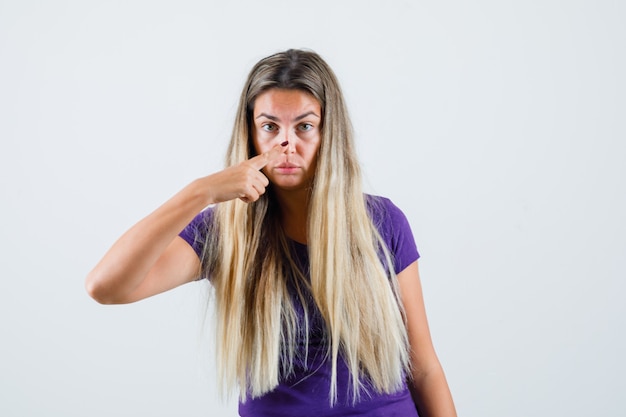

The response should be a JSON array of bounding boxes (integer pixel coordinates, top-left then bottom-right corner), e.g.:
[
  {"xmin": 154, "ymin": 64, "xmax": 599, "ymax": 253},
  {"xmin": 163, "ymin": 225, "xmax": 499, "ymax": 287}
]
[{"xmin": 86, "ymin": 49, "xmax": 457, "ymax": 417}]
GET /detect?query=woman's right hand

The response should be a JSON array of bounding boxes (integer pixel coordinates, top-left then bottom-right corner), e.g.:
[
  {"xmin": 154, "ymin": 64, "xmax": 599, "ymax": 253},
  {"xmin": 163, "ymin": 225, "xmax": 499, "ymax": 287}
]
[{"xmin": 202, "ymin": 142, "xmax": 287, "ymax": 204}]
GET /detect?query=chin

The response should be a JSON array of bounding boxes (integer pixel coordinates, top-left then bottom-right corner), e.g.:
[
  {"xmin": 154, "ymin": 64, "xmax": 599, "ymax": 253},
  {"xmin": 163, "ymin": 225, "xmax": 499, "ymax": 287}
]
[{"xmin": 271, "ymin": 179, "xmax": 311, "ymax": 192}]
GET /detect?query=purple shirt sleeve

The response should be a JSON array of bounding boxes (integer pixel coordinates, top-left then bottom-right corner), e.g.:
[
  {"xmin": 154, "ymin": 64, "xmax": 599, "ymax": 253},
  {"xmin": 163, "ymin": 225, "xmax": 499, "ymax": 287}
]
[
  {"xmin": 179, "ymin": 207, "xmax": 214, "ymax": 258},
  {"xmin": 367, "ymin": 195, "xmax": 420, "ymax": 274}
]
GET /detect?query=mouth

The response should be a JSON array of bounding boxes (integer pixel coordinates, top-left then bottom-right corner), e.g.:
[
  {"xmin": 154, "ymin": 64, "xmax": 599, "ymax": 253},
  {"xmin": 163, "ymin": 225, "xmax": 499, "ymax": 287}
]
[
  {"xmin": 274, "ymin": 162, "xmax": 300, "ymax": 174},
  {"xmin": 276, "ymin": 163, "xmax": 298, "ymax": 168}
]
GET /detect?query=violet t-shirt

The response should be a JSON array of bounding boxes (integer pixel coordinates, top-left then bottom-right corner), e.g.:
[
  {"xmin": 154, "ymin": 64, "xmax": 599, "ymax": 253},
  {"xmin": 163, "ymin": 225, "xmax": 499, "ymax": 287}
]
[{"xmin": 180, "ymin": 195, "xmax": 420, "ymax": 417}]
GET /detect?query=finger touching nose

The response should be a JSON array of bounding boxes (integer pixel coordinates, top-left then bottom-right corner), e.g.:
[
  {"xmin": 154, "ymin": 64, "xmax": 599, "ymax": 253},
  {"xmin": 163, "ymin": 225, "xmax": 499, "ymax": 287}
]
[{"xmin": 248, "ymin": 141, "xmax": 288, "ymax": 170}]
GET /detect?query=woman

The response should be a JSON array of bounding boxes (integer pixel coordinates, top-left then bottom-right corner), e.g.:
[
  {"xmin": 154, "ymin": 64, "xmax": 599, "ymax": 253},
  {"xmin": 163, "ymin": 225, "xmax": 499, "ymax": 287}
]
[{"xmin": 86, "ymin": 49, "xmax": 456, "ymax": 417}]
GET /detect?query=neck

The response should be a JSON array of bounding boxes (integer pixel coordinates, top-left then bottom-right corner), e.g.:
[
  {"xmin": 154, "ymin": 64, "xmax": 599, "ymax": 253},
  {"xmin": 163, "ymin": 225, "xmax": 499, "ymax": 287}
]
[{"xmin": 273, "ymin": 187, "xmax": 311, "ymax": 244}]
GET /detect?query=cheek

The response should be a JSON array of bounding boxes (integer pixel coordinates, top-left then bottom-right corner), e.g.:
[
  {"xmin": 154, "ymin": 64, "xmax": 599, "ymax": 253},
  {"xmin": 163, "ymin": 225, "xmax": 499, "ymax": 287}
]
[
  {"xmin": 305, "ymin": 142, "xmax": 321, "ymax": 166},
  {"xmin": 252, "ymin": 130, "xmax": 275, "ymax": 154}
]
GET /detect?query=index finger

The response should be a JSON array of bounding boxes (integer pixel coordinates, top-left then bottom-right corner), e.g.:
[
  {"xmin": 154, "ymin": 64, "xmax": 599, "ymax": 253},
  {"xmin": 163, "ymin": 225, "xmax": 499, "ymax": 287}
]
[{"xmin": 248, "ymin": 141, "xmax": 288, "ymax": 170}]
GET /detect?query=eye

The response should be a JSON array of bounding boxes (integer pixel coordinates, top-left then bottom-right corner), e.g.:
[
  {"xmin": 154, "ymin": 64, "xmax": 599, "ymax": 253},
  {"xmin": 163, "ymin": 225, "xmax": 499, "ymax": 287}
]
[
  {"xmin": 262, "ymin": 123, "xmax": 277, "ymax": 132},
  {"xmin": 298, "ymin": 123, "xmax": 313, "ymax": 132}
]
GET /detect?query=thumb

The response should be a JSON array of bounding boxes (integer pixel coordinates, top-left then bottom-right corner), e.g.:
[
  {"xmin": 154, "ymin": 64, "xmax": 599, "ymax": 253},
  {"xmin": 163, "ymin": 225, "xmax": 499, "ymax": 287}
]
[{"xmin": 248, "ymin": 141, "xmax": 288, "ymax": 170}]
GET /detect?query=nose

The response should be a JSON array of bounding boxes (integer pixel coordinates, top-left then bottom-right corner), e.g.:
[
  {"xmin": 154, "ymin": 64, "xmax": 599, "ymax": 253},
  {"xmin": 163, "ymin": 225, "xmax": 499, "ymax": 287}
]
[{"xmin": 281, "ymin": 130, "xmax": 297, "ymax": 153}]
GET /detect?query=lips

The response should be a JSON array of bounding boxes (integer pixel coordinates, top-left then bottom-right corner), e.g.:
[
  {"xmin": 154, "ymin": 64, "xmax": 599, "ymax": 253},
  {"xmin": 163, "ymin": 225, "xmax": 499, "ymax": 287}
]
[
  {"xmin": 274, "ymin": 162, "xmax": 300, "ymax": 174},
  {"xmin": 276, "ymin": 163, "xmax": 298, "ymax": 168}
]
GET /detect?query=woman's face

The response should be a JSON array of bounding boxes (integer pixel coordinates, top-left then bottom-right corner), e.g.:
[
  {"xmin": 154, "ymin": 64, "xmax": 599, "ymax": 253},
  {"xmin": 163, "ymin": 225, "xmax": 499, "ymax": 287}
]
[{"xmin": 251, "ymin": 88, "xmax": 322, "ymax": 192}]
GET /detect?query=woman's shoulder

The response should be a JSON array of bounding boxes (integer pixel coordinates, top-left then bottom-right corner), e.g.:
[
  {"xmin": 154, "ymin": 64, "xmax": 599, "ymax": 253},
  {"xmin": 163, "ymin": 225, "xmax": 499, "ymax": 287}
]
[
  {"xmin": 364, "ymin": 193, "xmax": 412, "ymax": 243},
  {"xmin": 365, "ymin": 194, "xmax": 420, "ymax": 271},
  {"xmin": 365, "ymin": 194, "xmax": 409, "ymax": 225},
  {"xmin": 186, "ymin": 205, "xmax": 215, "ymax": 231},
  {"xmin": 179, "ymin": 206, "xmax": 215, "ymax": 257}
]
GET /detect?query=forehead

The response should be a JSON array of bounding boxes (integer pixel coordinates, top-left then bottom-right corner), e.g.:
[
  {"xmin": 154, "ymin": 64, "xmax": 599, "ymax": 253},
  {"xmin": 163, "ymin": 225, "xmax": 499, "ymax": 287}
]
[{"xmin": 253, "ymin": 89, "xmax": 321, "ymax": 117}]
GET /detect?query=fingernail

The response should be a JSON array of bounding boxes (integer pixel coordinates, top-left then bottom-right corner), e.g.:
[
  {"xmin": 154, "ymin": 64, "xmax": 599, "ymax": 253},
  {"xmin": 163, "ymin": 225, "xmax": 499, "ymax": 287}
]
[{"xmin": 280, "ymin": 141, "xmax": 288, "ymax": 146}]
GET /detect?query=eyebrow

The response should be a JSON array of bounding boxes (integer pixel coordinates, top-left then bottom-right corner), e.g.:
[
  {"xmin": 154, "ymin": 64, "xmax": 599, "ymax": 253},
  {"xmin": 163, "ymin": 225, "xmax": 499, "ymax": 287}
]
[{"xmin": 255, "ymin": 111, "xmax": 320, "ymax": 122}]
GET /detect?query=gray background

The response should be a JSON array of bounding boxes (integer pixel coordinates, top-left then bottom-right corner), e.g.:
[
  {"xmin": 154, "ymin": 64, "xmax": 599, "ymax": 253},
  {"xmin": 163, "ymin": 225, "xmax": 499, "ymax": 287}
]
[{"xmin": 1, "ymin": 1, "xmax": 624, "ymax": 416}]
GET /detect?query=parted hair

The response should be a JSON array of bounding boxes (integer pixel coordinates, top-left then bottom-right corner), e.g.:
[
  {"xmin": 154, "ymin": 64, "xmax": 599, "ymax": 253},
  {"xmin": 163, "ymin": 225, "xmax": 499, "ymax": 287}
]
[{"xmin": 200, "ymin": 49, "xmax": 410, "ymax": 405}]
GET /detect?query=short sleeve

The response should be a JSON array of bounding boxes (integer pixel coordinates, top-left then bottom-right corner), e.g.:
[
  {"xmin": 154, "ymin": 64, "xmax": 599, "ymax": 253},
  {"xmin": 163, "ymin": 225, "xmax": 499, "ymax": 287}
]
[
  {"xmin": 367, "ymin": 195, "xmax": 420, "ymax": 274},
  {"xmin": 179, "ymin": 207, "xmax": 214, "ymax": 258}
]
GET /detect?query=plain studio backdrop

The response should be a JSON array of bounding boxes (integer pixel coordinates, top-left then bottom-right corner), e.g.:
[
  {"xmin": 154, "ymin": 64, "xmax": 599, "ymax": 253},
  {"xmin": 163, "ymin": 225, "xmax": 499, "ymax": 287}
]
[{"xmin": 1, "ymin": 1, "xmax": 624, "ymax": 416}]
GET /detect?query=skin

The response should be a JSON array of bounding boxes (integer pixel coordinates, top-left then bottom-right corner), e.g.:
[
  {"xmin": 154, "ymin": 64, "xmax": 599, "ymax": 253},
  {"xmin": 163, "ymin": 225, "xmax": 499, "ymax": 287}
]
[
  {"xmin": 85, "ymin": 88, "xmax": 456, "ymax": 416},
  {"xmin": 84, "ymin": 138, "xmax": 288, "ymax": 304},
  {"xmin": 252, "ymin": 89, "xmax": 321, "ymax": 193},
  {"xmin": 398, "ymin": 262, "xmax": 458, "ymax": 417},
  {"xmin": 251, "ymin": 88, "xmax": 322, "ymax": 243}
]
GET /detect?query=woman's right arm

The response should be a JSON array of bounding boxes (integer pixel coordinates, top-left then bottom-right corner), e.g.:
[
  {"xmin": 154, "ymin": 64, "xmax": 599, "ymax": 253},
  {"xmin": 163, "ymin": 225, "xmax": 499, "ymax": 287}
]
[
  {"xmin": 85, "ymin": 178, "xmax": 211, "ymax": 304},
  {"xmin": 85, "ymin": 143, "xmax": 287, "ymax": 304}
]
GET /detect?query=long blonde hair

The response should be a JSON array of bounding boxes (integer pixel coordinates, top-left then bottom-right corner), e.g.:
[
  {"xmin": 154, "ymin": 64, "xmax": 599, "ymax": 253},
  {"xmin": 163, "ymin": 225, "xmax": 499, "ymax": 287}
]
[{"xmin": 201, "ymin": 49, "xmax": 410, "ymax": 404}]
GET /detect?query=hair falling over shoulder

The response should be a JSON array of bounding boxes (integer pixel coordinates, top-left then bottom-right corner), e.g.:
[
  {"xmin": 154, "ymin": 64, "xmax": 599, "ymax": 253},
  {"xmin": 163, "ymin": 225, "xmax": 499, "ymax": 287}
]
[{"xmin": 200, "ymin": 49, "xmax": 410, "ymax": 405}]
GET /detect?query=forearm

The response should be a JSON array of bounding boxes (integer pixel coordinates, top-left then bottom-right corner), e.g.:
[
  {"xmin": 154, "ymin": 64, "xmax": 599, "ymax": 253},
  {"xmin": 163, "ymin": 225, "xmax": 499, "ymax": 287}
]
[
  {"xmin": 85, "ymin": 144, "xmax": 287, "ymax": 304},
  {"xmin": 409, "ymin": 361, "xmax": 457, "ymax": 417},
  {"xmin": 85, "ymin": 178, "xmax": 211, "ymax": 303}
]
